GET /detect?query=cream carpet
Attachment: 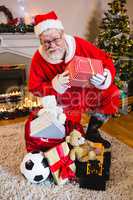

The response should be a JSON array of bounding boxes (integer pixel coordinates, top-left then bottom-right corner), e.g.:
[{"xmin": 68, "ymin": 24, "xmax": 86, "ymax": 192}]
[{"xmin": 0, "ymin": 122, "xmax": 133, "ymax": 200}]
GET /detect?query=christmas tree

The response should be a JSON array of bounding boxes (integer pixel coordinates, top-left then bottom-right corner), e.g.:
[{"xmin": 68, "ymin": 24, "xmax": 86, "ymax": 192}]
[
  {"xmin": 85, "ymin": 0, "xmax": 102, "ymax": 43},
  {"xmin": 96, "ymin": 0, "xmax": 133, "ymax": 90}
]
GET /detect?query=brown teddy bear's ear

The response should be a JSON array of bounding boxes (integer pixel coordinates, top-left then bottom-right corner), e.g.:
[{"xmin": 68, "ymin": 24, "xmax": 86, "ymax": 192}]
[{"xmin": 65, "ymin": 136, "xmax": 70, "ymax": 143}]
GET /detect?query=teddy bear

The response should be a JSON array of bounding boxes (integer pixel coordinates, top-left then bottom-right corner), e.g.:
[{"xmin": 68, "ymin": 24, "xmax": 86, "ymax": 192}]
[{"xmin": 66, "ymin": 129, "xmax": 104, "ymax": 162}]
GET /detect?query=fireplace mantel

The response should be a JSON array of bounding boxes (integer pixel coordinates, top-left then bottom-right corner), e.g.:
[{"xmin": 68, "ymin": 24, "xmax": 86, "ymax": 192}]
[{"xmin": 0, "ymin": 33, "xmax": 40, "ymax": 58}]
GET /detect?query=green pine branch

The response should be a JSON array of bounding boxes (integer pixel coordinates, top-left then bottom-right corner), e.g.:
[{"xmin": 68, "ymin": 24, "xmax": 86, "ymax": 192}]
[{"xmin": 95, "ymin": 0, "xmax": 133, "ymax": 89}]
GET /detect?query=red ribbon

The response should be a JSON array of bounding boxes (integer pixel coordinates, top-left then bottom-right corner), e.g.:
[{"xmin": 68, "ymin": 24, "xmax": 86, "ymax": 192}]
[{"xmin": 50, "ymin": 144, "xmax": 75, "ymax": 180}]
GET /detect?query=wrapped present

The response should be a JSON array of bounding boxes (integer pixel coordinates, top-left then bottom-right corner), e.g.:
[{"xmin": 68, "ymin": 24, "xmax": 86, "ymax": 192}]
[
  {"xmin": 30, "ymin": 112, "xmax": 65, "ymax": 139},
  {"xmin": 66, "ymin": 56, "xmax": 103, "ymax": 87},
  {"xmin": 44, "ymin": 141, "xmax": 76, "ymax": 185}
]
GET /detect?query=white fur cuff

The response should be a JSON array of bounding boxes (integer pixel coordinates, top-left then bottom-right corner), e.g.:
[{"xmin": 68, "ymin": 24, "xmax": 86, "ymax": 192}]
[
  {"xmin": 34, "ymin": 19, "xmax": 64, "ymax": 36},
  {"xmin": 52, "ymin": 75, "xmax": 66, "ymax": 94}
]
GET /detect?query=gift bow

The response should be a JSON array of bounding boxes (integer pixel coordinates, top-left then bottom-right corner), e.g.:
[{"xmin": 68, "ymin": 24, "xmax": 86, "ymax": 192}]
[{"xmin": 50, "ymin": 155, "xmax": 75, "ymax": 179}]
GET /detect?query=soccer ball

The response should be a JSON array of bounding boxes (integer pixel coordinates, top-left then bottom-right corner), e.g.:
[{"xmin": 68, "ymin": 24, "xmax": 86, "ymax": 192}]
[{"xmin": 20, "ymin": 151, "xmax": 50, "ymax": 184}]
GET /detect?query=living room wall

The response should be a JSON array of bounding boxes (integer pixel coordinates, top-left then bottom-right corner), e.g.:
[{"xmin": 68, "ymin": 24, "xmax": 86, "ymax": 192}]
[
  {"xmin": 0, "ymin": 0, "xmax": 132, "ymax": 80},
  {"xmin": 0, "ymin": 0, "xmax": 132, "ymax": 38}
]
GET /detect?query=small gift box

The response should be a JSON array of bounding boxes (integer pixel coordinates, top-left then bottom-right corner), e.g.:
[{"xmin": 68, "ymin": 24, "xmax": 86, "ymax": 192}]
[
  {"xmin": 30, "ymin": 112, "xmax": 65, "ymax": 139},
  {"xmin": 44, "ymin": 142, "xmax": 76, "ymax": 185},
  {"xmin": 66, "ymin": 56, "xmax": 103, "ymax": 87}
]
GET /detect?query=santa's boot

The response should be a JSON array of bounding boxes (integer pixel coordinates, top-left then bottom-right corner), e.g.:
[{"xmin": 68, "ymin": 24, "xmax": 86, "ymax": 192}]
[
  {"xmin": 85, "ymin": 115, "xmax": 111, "ymax": 180},
  {"xmin": 85, "ymin": 116, "xmax": 111, "ymax": 148}
]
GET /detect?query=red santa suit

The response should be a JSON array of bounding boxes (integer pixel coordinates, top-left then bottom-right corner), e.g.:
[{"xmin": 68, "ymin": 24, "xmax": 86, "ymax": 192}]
[
  {"xmin": 29, "ymin": 35, "xmax": 120, "ymax": 115},
  {"xmin": 26, "ymin": 34, "xmax": 120, "ymax": 152},
  {"xmin": 25, "ymin": 11, "xmax": 120, "ymax": 152}
]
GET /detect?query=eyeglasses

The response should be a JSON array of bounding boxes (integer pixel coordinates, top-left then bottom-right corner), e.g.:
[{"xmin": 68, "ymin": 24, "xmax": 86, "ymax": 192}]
[{"xmin": 42, "ymin": 35, "xmax": 63, "ymax": 47}]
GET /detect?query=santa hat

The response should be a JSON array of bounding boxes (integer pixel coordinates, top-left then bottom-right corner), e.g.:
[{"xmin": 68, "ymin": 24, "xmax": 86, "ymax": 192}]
[{"xmin": 34, "ymin": 11, "xmax": 64, "ymax": 36}]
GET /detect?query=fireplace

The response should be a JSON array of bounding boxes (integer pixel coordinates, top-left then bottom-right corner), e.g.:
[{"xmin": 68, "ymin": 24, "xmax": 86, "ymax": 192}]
[
  {"xmin": 0, "ymin": 64, "xmax": 26, "ymax": 94},
  {"xmin": 0, "ymin": 64, "xmax": 41, "ymax": 119},
  {"xmin": 0, "ymin": 33, "xmax": 40, "ymax": 119}
]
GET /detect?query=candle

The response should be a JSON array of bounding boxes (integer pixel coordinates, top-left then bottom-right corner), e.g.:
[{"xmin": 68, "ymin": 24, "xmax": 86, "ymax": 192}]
[{"xmin": 24, "ymin": 14, "xmax": 31, "ymax": 25}]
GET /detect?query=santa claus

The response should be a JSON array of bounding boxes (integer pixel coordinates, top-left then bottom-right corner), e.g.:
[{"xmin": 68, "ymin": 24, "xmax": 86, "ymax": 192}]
[{"xmin": 27, "ymin": 11, "xmax": 120, "ymax": 151}]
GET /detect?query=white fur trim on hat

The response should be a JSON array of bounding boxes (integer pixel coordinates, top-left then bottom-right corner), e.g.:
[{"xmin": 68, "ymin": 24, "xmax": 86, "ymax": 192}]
[{"xmin": 34, "ymin": 19, "xmax": 64, "ymax": 36}]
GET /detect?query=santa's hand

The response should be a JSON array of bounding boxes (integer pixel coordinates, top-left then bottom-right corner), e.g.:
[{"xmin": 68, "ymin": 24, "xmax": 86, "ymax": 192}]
[
  {"xmin": 90, "ymin": 68, "xmax": 112, "ymax": 90},
  {"xmin": 90, "ymin": 73, "xmax": 106, "ymax": 86},
  {"xmin": 52, "ymin": 71, "xmax": 71, "ymax": 94}
]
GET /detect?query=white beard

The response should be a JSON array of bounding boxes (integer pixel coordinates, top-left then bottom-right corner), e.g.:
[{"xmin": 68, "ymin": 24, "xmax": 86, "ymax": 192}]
[{"xmin": 46, "ymin": 48, "xmax": 65, "ymax": 61}]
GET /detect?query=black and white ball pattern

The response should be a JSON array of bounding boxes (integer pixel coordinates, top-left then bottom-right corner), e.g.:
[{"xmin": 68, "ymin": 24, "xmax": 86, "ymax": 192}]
[{"xmin": 20, "ymin": 151, "xmax": 50, "ymax": 184}]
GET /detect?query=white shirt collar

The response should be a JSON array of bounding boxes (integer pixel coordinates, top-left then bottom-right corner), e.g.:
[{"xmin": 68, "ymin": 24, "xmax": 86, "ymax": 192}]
[{"xmin": 38, "ymin": 34, "xmax": 76, "ymax": 64}]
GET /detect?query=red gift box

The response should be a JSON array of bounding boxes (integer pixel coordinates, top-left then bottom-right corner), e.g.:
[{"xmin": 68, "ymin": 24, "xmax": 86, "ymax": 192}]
[
  {"xmin": 66, "ymin": 56, "xmax": 104, "ymax": 87},
  {"xmin": 44, "ymin": 142, "xmax": 76, "ymax": 185}
]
